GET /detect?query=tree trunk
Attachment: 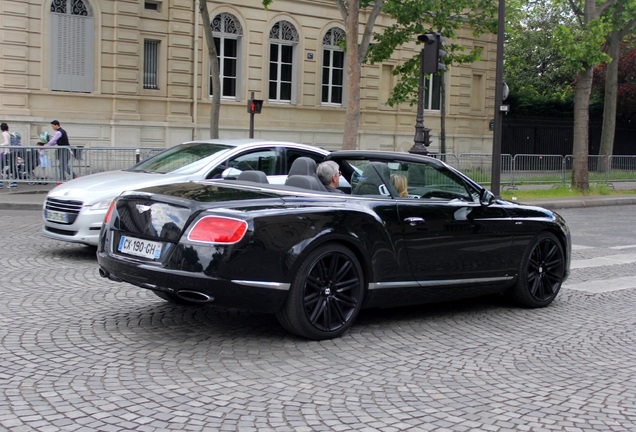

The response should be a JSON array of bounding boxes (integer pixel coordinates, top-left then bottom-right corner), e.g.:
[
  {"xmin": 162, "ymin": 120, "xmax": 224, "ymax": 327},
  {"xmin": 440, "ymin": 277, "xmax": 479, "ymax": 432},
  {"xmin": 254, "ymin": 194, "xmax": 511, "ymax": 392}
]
[
  {"xmin": 597, "ymin": 32, "xmax": 620, "ymax": 172},
  {"xmin": 199, "ymin": 0, "xmax": 221, "ymax": 139},
  {"xmin": 571, "ymin": 66, "xmax": 592, "ymax": 191},
  {"xmin": 342, "ymin": 0, "xmax": 360, "ymax": 150}
]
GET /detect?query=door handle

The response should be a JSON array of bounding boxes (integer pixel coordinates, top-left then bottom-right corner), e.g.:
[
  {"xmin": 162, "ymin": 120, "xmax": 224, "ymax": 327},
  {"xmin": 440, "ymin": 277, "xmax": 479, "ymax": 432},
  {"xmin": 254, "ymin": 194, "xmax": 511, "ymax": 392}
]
[{"xmin": 404, "ymin": 217, "xmax": 425, "ymax": 226}]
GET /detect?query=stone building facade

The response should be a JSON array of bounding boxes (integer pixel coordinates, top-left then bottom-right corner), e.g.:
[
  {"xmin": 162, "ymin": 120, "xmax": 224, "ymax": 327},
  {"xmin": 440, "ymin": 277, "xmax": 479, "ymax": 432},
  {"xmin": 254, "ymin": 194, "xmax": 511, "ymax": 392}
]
[{"xmin": 0, "ymin": 0, "xmax": 497, "ymax": 153}]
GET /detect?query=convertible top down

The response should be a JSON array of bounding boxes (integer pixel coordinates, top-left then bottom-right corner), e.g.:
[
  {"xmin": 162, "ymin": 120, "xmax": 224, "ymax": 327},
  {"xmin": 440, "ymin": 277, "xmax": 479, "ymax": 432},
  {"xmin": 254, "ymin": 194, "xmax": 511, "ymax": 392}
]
[{"xmin": 97, "ymin": 150, "xmax": 571, "ymax": 340}]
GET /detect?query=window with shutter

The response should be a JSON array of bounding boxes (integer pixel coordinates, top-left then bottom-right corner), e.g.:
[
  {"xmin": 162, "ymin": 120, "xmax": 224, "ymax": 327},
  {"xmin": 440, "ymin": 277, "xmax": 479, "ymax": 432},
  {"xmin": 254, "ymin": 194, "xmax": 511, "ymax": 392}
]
[{"xmin": 50, "ymin": 0, "xmax": 94, "ymax": 93}]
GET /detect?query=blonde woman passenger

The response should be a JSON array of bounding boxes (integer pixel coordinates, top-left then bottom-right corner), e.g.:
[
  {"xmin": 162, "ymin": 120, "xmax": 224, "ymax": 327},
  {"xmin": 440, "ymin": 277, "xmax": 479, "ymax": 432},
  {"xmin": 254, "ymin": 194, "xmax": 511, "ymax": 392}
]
[{"xmin": 391, "ymin": 174, "xmax": 408, "ymax": 197}]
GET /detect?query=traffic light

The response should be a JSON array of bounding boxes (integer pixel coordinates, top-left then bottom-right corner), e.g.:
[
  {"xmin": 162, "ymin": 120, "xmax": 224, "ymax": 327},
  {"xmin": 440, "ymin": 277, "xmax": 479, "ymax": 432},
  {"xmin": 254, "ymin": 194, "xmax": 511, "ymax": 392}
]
[
  {"xmin": 247, "ymin": 99, "xmax": 263, "ymax": 114},
  {"xmin": 418, "ymin": 33, "xmax": 446, "ymax": 74}
]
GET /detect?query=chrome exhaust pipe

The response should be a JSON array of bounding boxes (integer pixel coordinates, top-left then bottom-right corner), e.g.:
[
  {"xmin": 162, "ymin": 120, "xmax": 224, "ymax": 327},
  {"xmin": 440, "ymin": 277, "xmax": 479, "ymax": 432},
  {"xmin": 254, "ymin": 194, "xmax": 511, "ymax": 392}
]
[
  {"xmin": 99, "ymin": 267, "xmax": 122, "ymax": 282},
  {"xmin": 176, "ymin": 290, "xmax": 214, "ymax": 303}
]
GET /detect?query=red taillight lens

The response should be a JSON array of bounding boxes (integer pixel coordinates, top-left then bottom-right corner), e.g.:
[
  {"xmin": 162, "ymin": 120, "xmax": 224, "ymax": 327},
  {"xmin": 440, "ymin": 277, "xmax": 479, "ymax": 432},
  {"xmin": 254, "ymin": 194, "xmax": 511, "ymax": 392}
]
[
  {"xmin": 188, "ymin": 216, "xmax": 248, "ymax": 244},
  {"xmin": 103, "ymin": 200, "xmax": 116, "ymax": 224}
]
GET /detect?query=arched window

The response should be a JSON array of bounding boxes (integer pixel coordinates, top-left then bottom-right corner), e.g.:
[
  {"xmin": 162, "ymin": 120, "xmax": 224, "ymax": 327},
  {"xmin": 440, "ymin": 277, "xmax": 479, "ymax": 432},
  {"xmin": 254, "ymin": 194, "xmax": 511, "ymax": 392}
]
[
  {"xmin": 321, "ymin": 28, "xmax": 345, "ymax": 105},
  {"xmin": 268, "ymin": 20, "xmax": 299, "ymax": 103},
  {"xmin": 49, "ymin": 0, "xmax": 94, "ymax": 93},
  {"xmin": 210, "ymin": 12, "xmax": 243, "ymax": 99}
]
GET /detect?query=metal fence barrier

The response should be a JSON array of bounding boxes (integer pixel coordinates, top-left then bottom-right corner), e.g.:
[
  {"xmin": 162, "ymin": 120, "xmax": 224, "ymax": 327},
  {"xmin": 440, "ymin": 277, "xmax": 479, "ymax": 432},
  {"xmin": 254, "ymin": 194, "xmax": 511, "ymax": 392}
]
[
  {"xmin": 2, "ymin": 146, "xmax": 636, "ymax": 187},
  {"xmin": 1, "ymin": 146, "xmax": 165, "ymax": 185}
]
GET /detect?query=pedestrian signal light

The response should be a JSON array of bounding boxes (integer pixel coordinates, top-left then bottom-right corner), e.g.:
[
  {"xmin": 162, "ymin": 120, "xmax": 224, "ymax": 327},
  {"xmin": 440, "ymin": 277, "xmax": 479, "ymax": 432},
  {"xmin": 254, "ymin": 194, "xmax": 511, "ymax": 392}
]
[{"xmin": 247, "ymin": 99, "xmax": 263, "ymax": 114}]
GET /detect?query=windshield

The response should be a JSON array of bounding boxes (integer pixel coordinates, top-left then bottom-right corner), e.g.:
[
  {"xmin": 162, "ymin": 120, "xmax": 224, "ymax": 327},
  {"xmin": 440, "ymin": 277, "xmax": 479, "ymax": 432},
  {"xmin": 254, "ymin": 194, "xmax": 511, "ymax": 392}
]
[
  {"xmin": 338, "ymin": 157, "xmax": 475, "ymax": 201},
  {"xmin": 127, "ymin": 142, "xmax": 233, "ymax": 174}
]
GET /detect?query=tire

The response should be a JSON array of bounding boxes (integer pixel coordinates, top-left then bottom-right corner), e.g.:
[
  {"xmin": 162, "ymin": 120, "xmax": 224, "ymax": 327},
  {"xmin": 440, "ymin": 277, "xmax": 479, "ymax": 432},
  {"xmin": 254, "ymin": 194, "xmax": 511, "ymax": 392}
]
[
  {"xmin": 152, "ymin": 290, "xmax": 203, "ymax": 306},
  {"xmin": 277, "ymin": 243, "xmax": 365, "ymax": 340},
  {"xmin": 508, "ymin": 231, "xmax": 565, "ymax": 308}
]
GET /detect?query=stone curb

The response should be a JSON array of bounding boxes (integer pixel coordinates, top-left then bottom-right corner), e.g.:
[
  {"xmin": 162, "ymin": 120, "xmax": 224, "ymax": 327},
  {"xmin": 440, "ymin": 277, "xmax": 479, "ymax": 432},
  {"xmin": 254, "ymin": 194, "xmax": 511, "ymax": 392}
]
[{"xmin": 519, "ymin": 196, "xmax": 636, "ymax": 210}]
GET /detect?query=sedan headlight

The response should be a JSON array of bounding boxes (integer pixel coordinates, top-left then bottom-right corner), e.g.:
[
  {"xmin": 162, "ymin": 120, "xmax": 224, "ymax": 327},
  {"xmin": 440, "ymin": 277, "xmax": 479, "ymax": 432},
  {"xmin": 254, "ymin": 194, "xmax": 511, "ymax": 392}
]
[{"xmin": 90, "ymin": 199, "xmax": 114, "ymax": 210}]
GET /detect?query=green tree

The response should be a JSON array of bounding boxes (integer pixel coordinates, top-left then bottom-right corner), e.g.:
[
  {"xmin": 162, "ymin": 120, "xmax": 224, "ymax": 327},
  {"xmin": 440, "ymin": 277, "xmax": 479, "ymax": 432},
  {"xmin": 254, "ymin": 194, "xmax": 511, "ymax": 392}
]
[
  {"xmin": 264, "ymin": 0, "xmax": 385, "ymax": 150},
  {"xmin": 552, "ymin": 0, "xmax": 617, "ymax": 191},
  {"xmin": 368, "ymin": 0, "xmax": 497, "ymax": 108},
  {"xmin": 596, "ymin": 3, "xmax": 636, "ymax": 162},
  {"xmin": 504, "ymin": 0, "xmax": 635, "ymax": 176},
  {"xmin": 504, "ymin": 0, "xmax": 578, "ymax": 114},
  {"xmin": 367, "ymin": 0, "xmax": 495, "ymax": 155}
]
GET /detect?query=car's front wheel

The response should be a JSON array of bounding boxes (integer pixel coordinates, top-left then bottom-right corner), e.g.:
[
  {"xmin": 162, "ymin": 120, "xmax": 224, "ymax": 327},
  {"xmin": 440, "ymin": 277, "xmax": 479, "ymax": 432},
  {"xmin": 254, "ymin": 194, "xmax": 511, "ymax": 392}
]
[
  {"xmin": 508, "ymin": 231, "xmax": 565, "ymax": 307},
  {"xmin": 277, "ymin": 244, "xmax": 365, "ymax": 340}
]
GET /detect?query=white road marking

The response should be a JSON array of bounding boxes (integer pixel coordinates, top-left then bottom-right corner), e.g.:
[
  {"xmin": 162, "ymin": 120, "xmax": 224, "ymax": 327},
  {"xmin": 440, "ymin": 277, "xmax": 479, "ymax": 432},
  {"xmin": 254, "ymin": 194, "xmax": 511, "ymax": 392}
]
[
  {"xmin": 572, "ymin": 244, "xmax": 594, "ymax": 250},
  {"xmin": 570, "ymin": 253, "xmax": 636, "ymax": 269},
  {"xmin": 564, "ymin": 276, "xmax": 636, "ymax": 293},
  {"xmin": 609, "ymin": 244, "xmax": 636, "ymax": 250}
]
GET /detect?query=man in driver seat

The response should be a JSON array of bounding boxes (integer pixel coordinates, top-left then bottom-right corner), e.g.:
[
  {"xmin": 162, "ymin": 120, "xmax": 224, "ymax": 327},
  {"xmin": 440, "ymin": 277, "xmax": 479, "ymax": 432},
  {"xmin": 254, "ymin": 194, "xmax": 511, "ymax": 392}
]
[{"xmin": 317, "ymin": 161, "xmax": 344, "ymax": 194}]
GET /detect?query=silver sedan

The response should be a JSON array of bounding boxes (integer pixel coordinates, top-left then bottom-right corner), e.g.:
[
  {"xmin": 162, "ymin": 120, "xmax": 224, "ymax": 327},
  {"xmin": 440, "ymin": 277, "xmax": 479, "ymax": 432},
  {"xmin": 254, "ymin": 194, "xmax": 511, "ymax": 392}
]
[{"xmin": 42, "ymin": 139, "xmax": 329, "ymax": 246}]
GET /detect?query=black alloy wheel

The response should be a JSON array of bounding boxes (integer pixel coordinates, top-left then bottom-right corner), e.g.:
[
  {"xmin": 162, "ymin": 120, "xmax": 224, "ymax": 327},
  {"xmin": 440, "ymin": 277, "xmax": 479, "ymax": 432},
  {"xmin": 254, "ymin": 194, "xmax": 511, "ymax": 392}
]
[
  {"xmin": 509, "ymin": 231, "xmax": 565, "ymax": 307},
  {"xmin": 277, "ymin": 244, "xmax": 365, "ymax": 340}
]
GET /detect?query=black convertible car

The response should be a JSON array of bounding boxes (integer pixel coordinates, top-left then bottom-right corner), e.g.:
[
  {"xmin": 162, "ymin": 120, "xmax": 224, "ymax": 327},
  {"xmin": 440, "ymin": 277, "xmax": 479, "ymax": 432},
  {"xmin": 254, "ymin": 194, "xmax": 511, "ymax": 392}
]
[{"xmin": 97, "ymin": 151, "xmax": 571, "ymax": 340}]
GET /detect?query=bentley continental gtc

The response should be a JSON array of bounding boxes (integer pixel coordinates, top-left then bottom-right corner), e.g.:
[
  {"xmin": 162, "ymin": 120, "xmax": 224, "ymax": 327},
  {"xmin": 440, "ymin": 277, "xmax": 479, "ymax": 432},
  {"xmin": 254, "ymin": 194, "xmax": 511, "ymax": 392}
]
[{"xmin": 97, "ymin": 151, "xmax": 571, "ymax": 340}]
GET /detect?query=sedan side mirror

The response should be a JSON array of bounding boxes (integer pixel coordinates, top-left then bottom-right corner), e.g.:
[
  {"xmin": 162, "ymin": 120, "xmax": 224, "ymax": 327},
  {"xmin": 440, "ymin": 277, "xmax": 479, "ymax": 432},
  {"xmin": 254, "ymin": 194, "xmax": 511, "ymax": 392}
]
[
  {"xmin": 480, "ymin": 190, "xmax": 495, "ymax": 206},
  {"xmin": 222, "ymin": 167, "xmax": 243, "ymax": 179}
]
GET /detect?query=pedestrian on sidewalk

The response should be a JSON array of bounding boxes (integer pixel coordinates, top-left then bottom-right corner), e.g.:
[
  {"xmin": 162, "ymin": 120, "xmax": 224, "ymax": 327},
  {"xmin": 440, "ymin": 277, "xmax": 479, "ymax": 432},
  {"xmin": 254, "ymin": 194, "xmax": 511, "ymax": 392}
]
[
  {"xmin": 46, "ymin": 120, "xmax": 75, "ymax": 181},
  {"xmin": 0, "ymin": 122, "xmax": 18, "ymax": 189}
]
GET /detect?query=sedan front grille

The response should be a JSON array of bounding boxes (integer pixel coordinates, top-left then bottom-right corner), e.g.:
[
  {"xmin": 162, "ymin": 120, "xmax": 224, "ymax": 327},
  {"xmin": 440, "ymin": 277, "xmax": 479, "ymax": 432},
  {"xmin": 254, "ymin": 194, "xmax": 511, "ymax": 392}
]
[
  {"xmin": 45, "ymin": 198, "xmax": 83, "ymax": 214},
  {"xmin": 45, "ymin": 198, "xmax": 83, "ymax": 225}
]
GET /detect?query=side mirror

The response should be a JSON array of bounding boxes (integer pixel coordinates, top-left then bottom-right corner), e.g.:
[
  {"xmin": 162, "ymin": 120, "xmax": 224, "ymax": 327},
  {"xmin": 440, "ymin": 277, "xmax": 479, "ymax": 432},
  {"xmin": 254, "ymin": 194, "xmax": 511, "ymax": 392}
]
[
  {"xmin": 222, "ymin": 167, "xmax": 242, "ymax": 179},
  {"xmin": 480, "ymin": 190, "xmax": 495, "ymax": 206}
]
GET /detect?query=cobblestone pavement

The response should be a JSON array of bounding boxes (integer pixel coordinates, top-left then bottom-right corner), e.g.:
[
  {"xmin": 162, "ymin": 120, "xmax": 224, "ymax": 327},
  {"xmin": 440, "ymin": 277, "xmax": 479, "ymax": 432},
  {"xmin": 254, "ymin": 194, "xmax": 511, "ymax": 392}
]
[{"xmin": 1, "ymin": 208, "xmax": 635, "ymax": 432}]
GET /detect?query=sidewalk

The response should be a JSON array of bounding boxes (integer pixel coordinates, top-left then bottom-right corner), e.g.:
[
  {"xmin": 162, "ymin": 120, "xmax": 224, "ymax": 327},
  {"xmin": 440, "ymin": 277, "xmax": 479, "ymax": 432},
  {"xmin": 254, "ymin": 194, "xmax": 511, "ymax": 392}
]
[
  {"xmin": 2, "ymin": 182, "xmax": 636, "ymax": 211},
  {"xmin": 0, "ymin": 183, "xmax": 52, "ymax": 210}
]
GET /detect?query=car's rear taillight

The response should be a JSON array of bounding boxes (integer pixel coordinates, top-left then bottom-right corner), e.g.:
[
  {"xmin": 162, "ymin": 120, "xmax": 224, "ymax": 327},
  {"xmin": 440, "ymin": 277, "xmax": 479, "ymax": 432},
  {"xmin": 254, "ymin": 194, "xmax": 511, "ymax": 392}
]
[
  {"xmin": 103, "ymin": 200, "xmax": 116, "ymax": 224},
  {"xmin": 188, "ymin": 216, "xmax": 248, "ymax": 244}
]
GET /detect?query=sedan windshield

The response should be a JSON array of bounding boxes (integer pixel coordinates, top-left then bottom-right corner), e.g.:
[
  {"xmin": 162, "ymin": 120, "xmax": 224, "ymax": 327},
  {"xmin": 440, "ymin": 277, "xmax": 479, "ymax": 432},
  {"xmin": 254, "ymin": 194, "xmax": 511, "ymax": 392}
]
[{"xmin": 127, "ymin": 142, "xmax": 233, "ymax": 174}]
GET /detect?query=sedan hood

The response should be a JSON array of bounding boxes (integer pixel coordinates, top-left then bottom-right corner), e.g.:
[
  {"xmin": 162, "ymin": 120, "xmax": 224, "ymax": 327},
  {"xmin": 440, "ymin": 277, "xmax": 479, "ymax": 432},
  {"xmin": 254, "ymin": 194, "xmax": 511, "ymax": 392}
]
[{"xmin": 47, "ymin": 170, "xmax": 189, "ymax": 205}]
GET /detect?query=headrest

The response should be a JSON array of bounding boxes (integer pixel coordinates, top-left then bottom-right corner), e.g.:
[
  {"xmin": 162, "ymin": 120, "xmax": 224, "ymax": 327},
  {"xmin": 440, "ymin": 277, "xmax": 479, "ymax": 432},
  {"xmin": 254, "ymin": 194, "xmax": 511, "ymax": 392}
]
[
  {"xmin": 237, "ymin": 170, "xmax": 269, "ymax": 183},
  {"xmin": 288, "ymin": 157, "xmax": 318, "ymax": 177}
]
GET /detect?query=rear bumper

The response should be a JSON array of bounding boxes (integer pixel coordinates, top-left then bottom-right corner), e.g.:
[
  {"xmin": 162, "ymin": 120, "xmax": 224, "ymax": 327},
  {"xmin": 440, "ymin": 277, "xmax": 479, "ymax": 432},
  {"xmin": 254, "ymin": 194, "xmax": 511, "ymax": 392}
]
[{"xmin": 97, "ymin": 251, "xmax": 289, "ymax": 313}]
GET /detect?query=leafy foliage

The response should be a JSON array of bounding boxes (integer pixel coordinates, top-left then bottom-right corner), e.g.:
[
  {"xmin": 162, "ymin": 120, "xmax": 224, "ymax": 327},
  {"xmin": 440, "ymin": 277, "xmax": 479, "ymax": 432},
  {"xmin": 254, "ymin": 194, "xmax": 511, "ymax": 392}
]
[
  {"xmin": 552, "ymin": 13, "xmax": 612, "ymax": 71},
  {"xmin": 368, "ymin": 0, "xmax": 497, "ymax": 106},
  {"xmin": 593, "ymin": 39, "xmax": 636, "ymax": 124},
  {"xmin": 505, "ymin": 86, "xmax": 575, "ymax": 118},
  {"xmin": 503, "ymin": 0, "xmax": 580, "ymax": 116}
]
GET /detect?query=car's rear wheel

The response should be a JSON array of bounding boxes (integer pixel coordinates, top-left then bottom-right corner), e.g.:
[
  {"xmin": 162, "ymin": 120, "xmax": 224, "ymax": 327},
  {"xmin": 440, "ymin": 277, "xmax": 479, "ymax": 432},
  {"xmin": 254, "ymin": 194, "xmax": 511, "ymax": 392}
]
[
  {"xmin": 508, "ymin": 231, "xmax": 565, "ymax": 307},
  {"xmin": 277, "ymin": 244, "xmax": 365, "ymax": 340}
]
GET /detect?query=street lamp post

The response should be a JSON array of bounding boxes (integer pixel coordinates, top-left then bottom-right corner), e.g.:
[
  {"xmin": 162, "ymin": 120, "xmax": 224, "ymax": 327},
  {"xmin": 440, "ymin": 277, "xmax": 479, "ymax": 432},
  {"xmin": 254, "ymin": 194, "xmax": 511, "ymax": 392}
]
[
  {"xmin": 490, "ymin": 0, "xmax": 506, "ymax": 197},
  {"xmin": 410, "ymin": 33, "xmax": 445, "ymax": 156},
  {"xmin": 410, "ymin": 51, "xmax": 431, "ymax": 156}
]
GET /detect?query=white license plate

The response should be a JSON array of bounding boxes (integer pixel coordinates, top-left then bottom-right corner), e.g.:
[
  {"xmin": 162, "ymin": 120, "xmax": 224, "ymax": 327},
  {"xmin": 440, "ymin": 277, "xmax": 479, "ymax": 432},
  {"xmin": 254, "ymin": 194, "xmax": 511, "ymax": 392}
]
[
  {"xmin": 118, "ymin": 236, "xmax": 162, "ymax": 260},
  {"xmin": 46, "ymin": 209, "xmax": 68, "ymax": 223}
]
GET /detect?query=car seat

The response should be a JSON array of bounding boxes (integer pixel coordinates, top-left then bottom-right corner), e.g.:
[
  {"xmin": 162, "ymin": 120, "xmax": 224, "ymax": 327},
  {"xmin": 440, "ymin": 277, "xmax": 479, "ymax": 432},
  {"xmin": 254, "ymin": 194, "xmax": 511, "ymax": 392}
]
[
  {"xmin": 284, "ymin": 175, "xmax": 327, "ymax": 191},
  {"xmin": 285, "ymin": 157, "xmax": 328, "ymax": 191},
  {"xmin": 288, "ymin": 157, "xmax": 318, "ymax": 176},
  {"xmin": 352, "ymin": 162, "xmax": 396, "ymax": 196},
  {"xmin": 237, "ymin": 170, "xmax": 269, "ymax": 183}
]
